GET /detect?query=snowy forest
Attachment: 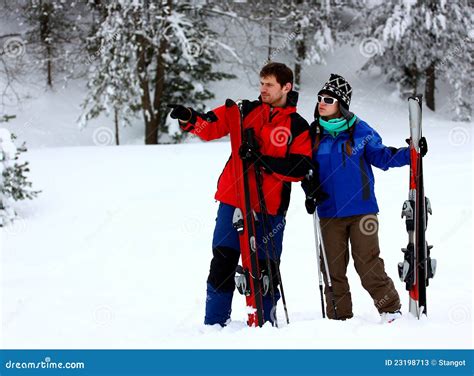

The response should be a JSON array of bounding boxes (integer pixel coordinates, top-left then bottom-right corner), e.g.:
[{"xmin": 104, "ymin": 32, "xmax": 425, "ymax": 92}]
[
  {"xmin": 1, "ymin": 0, "xmax": 472, "ymax": 144},
  {"xmin": 0, "ymin": 0, "xmax": 472, "ymax": 357}
]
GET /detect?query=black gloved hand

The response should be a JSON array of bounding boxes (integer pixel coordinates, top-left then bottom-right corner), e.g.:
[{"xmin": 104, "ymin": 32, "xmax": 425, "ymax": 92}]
[
  {"xmin": 301, "ymin": 173, "xmax": 329, "ymax": 214},
  {"xmin": 405, "ymin": 136, "xmax": 428, "ymax": 157},
  {"xmin": 419, "ymin": 136, "xmax": 428, "ymax": 157},
  {"xmin": 304, "ymin": 193, "xmax": 330, "ymax": 214},
  {"xmin": 305, "ymin": 197, "xmax": 317, "ymax": 215},
  {"xmin": 168, "ymin": 104, "xmax": 192, "ymax": 122},
  {"xmin": 239, "ymin": 141, "xmax": 261, "ymax": 162}
]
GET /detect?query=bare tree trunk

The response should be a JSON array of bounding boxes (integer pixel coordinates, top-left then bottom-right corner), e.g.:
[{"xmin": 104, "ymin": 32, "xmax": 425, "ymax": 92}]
[
  {"xmin": 294, "ymin": 35, "xmax": 305, "ymax": 91},
  {"xmin": 412, "ymin": 68, "xmax": 418, "ymax": 95},
  {"xmin": 135, "ymin": 4, "xmax": 158, "ymax": 147},
  {"xmin": 134, "ymin": 0, "xmax": 171, "ymax": 145},
  {"xmin": 267, "ymin": 9, "xmax": 272, "ymax": 61},
  {"xmin": 149, "ymin": 0, "xmax": 171, "ymax": 145},
  {"xmin": 425, "ymin": 62, "xmax": 436, "ymax": 111},
  {"xmin": 39, "ymin": 1, "xmax": 53, "ymax": 87},
  {"xmin": 46, "ymin": 45, "xmax": 52, "ymax": 87},
  {"xmin": 137, "ymin": 41, "xmax": 157, "ymax": 145},
  {"xmin": 152, "ymin": 34, "xmax": 167, "ymax": 145},
  {"xmin": 39, "ymin": 2, "xmax": 53, "ymax": 87},
  {"xmin": 405, "ymin": 65, "xmax": 419, "ymax": 96},
  {"xmin": 292, "ymin": 0, "xmax": 305, "ymax": 90},
  {"xmin": 114, "ymin": 108, "xmax": 120, "ymax": 145},
  {"xmin": 424, "ymin": 0, "xmax": 437, "ymax": 111}
]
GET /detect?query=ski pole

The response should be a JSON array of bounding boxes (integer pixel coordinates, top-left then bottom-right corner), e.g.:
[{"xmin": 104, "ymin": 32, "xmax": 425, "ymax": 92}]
[
  {"xmin": 314, "ymin": 211, "xmax": 338, "ymax": 320},
  {"xmin": 260, "ymin": 191, "xmax": 290, "ymax": 325},
  {"xmin": 312, "ymin": 211, "xmax": 325, "ymax": 318}
]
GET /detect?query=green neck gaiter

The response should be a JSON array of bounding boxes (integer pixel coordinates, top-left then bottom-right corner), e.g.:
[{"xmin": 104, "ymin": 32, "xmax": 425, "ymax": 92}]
[{"xmin": 319, "ymin": 115, "xmax": 357, "ymax": 137}]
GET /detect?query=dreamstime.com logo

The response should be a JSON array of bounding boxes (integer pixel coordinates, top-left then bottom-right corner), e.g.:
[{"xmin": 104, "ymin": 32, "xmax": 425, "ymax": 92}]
[{"xmin": 4, "ymin": 356, "xmax": 85, "ymax": 370}]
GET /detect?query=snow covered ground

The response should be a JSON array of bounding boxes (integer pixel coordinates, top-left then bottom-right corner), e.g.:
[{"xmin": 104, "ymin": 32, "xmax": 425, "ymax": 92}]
[
  {"xmin": 1, "ymin": 46, "xmax": 472, "ymax": 349},
  {"xmin": 1, "ymin": 114, "xmax": 472, "ymax": 349}
]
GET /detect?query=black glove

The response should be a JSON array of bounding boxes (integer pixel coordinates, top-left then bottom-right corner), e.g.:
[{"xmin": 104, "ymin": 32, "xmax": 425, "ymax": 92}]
[
  {"xmin": 304, "ymin": 193, "xmax": 329, "ymax": 214},
  {"xmin": 304, "ymin": 198, "xmax": 317, "ymax": 215},
  {"xmin": 168, "ymin": 104, "xmax": 192, "ymax": 122},
  {"xmin": 405, "ymin": 136, "xmax": 428, "ymax": 157},
  {"xmin": 302, "ymin": 174, "xmax": 329, "ymax": 214},
  {"xmin": 419, "ymin": 137, "xmax": 428, "ymax": 157},
  {"xmin": 239, "ymin": 141, "xmax": 261, "ymax": 162}
]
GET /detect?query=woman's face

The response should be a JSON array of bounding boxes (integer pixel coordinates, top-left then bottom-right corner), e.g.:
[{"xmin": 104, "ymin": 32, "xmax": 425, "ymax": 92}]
[{"xmin": 318, "ymin": 94, "xmax": 340, "ymax": 118}]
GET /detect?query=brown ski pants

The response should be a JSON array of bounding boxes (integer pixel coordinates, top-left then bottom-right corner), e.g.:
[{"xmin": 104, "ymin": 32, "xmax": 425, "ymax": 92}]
[{"xmin": 319, "ymin": 214, "xmax": 401, "ymax": 319}]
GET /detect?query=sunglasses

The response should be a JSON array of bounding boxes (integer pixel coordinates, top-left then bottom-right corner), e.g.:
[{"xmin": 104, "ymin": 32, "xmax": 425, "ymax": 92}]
[{"xmin": 317, "ymin": 95, "xmax": 338, "ymax": 105}]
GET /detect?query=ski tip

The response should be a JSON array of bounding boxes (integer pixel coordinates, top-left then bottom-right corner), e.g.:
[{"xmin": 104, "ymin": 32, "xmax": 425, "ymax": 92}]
[
  {"xmin": 408, "ymin": 95, "xmax": 423, "ymax": 104},
  {"xmin": 225, "ymin": 98, "xmax": 235, "ymax": 108}
]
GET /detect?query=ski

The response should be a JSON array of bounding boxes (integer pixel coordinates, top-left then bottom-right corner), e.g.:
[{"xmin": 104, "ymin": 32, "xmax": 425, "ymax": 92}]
[
  {"xmin": 225, "ymin": 99, "xmax": 265, "ymax": 327},
  {"xmin": 398, "ymin": 95, "xmax": 436, "ymax": 318},
  {"xmin": 246, "ymin": 126, "xmax": 290, "ymax": 326}
]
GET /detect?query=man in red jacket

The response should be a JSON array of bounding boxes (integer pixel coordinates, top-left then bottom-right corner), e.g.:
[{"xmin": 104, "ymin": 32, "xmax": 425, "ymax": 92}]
[{"xmin": 169, "ymin": 62, "xmax": 312, "ymax": 326}]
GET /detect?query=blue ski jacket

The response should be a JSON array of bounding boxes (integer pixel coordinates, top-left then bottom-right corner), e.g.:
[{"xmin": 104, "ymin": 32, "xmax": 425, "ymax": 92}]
[{"xmin": 311, "ymin": 117, "xmax": 410, "ymax": 218}]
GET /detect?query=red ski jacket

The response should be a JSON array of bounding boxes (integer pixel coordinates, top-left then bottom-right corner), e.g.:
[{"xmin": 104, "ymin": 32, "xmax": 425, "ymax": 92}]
[{"xmin": 180, "ymin": 91, "xmax": 312, "ymax": 215}]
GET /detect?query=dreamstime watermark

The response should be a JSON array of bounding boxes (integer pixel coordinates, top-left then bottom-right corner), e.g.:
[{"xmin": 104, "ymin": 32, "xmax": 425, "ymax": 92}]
[
  {"xmin": 86, "ymin": 31, "xmax": 120, "ymax": 64},
  {"xmin": 359, "ymin": 214, "xmax": 378, "ymax": 236},
  {"xmin": 437, "ymin": 36, "xmax": 471, "ymax": 69},
  {"xmin": 359, "ymin": 37, "xmax": 382, "ymax": 58},
  {"xmin": 92, "ymin": 127, "xmax": 114, "ymax": 146},
  {"xmin": 4, "ymin": 357, "xmax": 85, "ymax": 370},
  {"xmin": 94, "ymin": 305, "xmax": 115, "ymax": 325},
  {"xmin": 448, "ymin": 304, "xmax": 471, "ymax": 326},
  {"xmin": 270, "ymin": 126, "xmax": 292, "ymax": 147},
  {"xmin": 352, "ymin": 134, "xmax": 374, "ymax": 155},
  {"xmin": 193, "ymin": 120, "xmax": 209, "ymax": 135},
  {"xmin": 263, "ymin": 30, "xmax": 300, "ymax": 64},
  {"xmin": 437, "ymin": 209, "xmax": 471, "ymax": 245},
  {"xmin": 262, "ymin": 218, "xmax": 286, "ymax": 244},
  {"xmin": 186, "ymin": 38, "xmax": 203, "ymax": 58},
  {"xmin": 374, "ymin": 294, "xmax": 390, "ymax": 310},
  {"xmin": 448, "ymin": 126, "xmax": 470, "ymax": 146},
  {"xmin": 162, "ymin": 24, "xmax": 203, "ymax": 59},
  {"xmin": 1, "ymin": 36, "xmax": 26, "ymax": 58},
  {"xmin": 181, "ymin": 217, "xmax": 204, "ymax": 234},
  {"xmin": 2, "ymin": 217, "xmax": 28, "ymax": 236}
]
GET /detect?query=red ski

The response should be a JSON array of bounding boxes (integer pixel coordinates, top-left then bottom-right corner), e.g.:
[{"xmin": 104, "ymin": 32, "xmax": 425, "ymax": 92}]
[
  {"xmin": 225, "ymin": 99, "xmax": 264, "ymax": 327},
  {"xmin": 398, "ymin": 95, "xmax": 436, "ymax": 318}
]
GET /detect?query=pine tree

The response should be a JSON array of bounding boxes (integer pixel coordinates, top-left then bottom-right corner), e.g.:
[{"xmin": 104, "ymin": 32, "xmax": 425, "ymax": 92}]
[
  {"xmin": 361, "ymin": 0, "xmax": 473, "ymax": 118},
  {"xmin": 207, "ymin": 0, "xmax": 339, "ymax": 90},
  {"xmin": 0, "ymin": 118, "xmax": 40, "ymax": 227},
  {"xmin": 19, "ymin": 0, "xmax": 83, "ymax": 88},
  {"xmin": 79, "ymin": 1, "xmax": 141, "ymax": 145},
  {"xmin": 436, "ymin": 3, "xmax": 473, "ymax": 121},
  {"xmin": 80, "ymin": 0, "xmax": 235, "ymax": 144},
  {"xmin": 285, "ymin": 0, "xmax": 335, "ymax": 90}
]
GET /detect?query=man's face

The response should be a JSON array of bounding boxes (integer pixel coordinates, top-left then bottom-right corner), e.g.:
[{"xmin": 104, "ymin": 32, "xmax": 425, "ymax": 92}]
[{"xmin": 259, "ymin": 75, "xmax": 291, "ymax": 107}]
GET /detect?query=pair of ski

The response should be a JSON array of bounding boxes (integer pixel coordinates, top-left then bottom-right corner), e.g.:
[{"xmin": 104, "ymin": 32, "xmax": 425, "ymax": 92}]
[
  {"xmin": 226, "ymin": 99, "xmax": 288, "ymax": 328},
  {"xmin": 398, "ymin": 95, "xmax": 436, "ymax": 318}
]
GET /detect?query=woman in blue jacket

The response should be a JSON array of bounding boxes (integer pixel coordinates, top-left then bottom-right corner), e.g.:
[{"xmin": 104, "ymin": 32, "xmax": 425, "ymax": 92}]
[{"xmin": 303, "ymin": 74, "xmax": 427, "ymax": 323}]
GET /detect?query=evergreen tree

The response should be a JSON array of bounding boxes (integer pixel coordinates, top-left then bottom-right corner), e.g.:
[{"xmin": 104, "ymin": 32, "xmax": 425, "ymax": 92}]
[
  {"xmin": 285, "ymin": 0, "xmax": 335, "ymax": 90},
  {"xmin": 19, "ymin": 0, "xmax": 83, "ymax": 87},
  {"xmin": 361, "ymin": 0, "xmax": 473, "ymax": 118},
  {"xmin": 0, "ymin": 117, "xmax": 39, "ymax": 227},
  {"xmin": 80, "ymin": 0, "xmax": 235, "ymax": 144}
]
